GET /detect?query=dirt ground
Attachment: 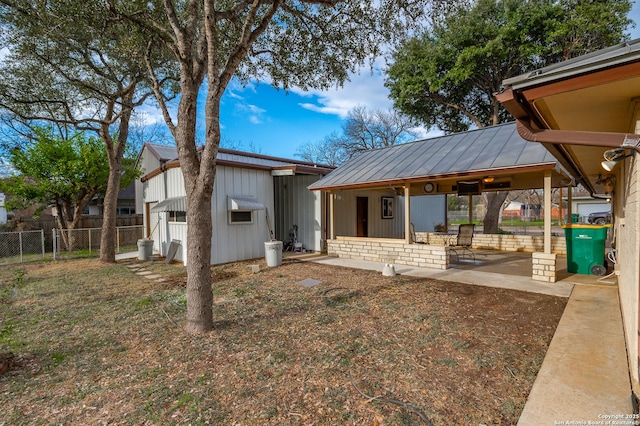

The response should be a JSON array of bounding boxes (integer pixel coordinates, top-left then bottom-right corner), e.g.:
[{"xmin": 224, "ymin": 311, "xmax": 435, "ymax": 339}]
[{"xmin": 0, "ymin": 257, "xmax": 567, "ymax": 425}]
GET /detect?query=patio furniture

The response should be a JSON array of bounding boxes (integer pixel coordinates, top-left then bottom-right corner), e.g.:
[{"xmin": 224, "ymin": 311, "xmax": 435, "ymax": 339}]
[{"xmin": 449, "ymin": 224, "xmax": 476, "ymax": 263}]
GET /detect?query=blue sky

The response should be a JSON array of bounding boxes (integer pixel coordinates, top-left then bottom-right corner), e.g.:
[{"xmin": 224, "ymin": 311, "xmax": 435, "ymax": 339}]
[
  {"xmin": 216, "ymin": 58, "xmax": 405, "ymax": 159},
  {"xmin": 197, "ymin": 4, "xmax": 639, "ymax": 160}
]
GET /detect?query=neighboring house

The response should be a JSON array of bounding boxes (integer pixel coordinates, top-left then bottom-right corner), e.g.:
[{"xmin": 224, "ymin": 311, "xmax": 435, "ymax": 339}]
[
  {"xmin": 502, "ymin": 201, "xmax": 523, "ymax": 219},
  {"xmin": 568, "ymin": 195, "xmax": 610, "ymax": 223},
  {"xmin": 137, "ymin": 143, "xmax": 334, "ymax": 265},
  {"xmin": 81, "ymin": 182, "xmax": 137, "ymax": 216},
  {"xmin": 497, "ymin": 38, "xmax": 640, "ymax": 408}
]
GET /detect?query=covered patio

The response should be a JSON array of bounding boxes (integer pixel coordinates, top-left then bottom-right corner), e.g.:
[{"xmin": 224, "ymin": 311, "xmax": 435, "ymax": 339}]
[{"xmin": 309, "ymin": 122, "xmax": 575, "ymax": 282}]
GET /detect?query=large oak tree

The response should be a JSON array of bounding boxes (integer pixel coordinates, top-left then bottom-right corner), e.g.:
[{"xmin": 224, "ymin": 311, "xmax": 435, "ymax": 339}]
[
  {"xmin": 108, "ymin": 0, "xmax": 428, "ymax": 334},
  {"xmin": 0, "ymin": 0, "xmax": 176, "ymax": 262},
  {"xmin": 386, "ymin": 0, "xmax": 632, "ymax": 233}
]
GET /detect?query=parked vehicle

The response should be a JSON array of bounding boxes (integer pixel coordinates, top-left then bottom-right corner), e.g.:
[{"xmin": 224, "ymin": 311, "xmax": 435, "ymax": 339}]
[{"xmin": 587, "ymin": 211, "xmax": 611, "ymax": 225}]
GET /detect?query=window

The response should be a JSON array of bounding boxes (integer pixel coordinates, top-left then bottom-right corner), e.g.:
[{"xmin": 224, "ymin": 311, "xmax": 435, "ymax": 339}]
[
  {"xmin": 228, "ymin": 210, "xmax": 253, "ymax": 224},
  {"xmin": 168, "ymin": 211, "xmax": 186, "ymax": 223},
  {"xmin": 116, "ymin": 207, "xmax": 136, "ymax": 215}
]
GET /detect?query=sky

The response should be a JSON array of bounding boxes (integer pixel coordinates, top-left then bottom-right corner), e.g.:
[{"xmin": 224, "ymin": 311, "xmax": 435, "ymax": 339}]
[
  {"xmin": 1, "ymin": 3, "xmax": 639, "ymax": 171},
  {"xmin": 183, "ymin": 2, "xmax": 639, "ymax": 161}
]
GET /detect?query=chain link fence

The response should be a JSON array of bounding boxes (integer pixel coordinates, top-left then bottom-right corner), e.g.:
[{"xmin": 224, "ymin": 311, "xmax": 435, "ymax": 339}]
[
  {"xmin": 0, "ymin": 226, "xmax": 144, "ymax": 265},
  {"xmin": 53, "ymin": 225, "xmax": 144, "ymax": 260},
  {"xmin": 0, "ymin": 230, "xmax": 47, "ymax": 265}
]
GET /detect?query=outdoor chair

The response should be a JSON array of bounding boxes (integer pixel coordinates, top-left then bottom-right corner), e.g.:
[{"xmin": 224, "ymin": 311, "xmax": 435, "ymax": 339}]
[{"xmin": 449, "ymin": 224, "xmax": 476, "ymax": 263}]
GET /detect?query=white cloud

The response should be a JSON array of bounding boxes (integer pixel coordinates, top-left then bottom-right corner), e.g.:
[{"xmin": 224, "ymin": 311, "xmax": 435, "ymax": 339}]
[
  {"xmin": 237, "ymin": 103, "xmax": 266, "ymax": 124},
  {"xmin": 292, "ymin": 56, "xmax": 394, "ymax": 118}
]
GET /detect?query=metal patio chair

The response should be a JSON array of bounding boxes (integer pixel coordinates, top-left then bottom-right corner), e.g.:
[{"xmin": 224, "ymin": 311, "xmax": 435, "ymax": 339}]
[{"xmin": 449, "ymin": 223, "xmax": 476, "ymax": 263}]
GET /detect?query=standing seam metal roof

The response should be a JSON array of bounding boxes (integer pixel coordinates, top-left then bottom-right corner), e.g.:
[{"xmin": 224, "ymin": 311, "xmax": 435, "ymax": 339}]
[{"xmin": 308, "ymin": 122, "xmax": 559, "ymax": 190}]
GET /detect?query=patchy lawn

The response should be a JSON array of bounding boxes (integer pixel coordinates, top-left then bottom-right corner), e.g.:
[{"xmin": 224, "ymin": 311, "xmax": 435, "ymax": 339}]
[{"xmin": 0, "ymin": 257, "xmax": 566, "ymax": 425}]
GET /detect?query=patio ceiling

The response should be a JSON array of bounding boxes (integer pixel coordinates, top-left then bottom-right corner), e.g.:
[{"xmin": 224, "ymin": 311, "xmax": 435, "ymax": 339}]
[
  {"xmin": 308, "ymin": 122, "xmax": 572, "ymax": 195},
  {"xmin": 497, "ymin": 38, "xmax": 640, "ymax": 195}
]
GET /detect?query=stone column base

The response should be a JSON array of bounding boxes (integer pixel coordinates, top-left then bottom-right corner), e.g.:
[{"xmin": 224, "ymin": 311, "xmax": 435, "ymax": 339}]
[{"xmin": 532, "ymin": 252, "xmax": 558, "ymax": 283}]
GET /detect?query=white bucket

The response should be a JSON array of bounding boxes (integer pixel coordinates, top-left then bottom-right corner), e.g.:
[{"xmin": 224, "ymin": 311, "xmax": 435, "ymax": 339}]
[{"xmin": 264, "ymin": 240, "xmax": 283, "ymax": 267}]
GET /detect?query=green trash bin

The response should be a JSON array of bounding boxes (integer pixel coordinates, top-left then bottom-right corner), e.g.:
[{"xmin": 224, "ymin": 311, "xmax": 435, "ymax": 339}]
[
  {"xmin": 571, "ymin": 213, "xmax": 579, "ymax": 223},
  {"xmin": 562, "ymin": 224, "xmax": 610, "ymax": 275}
]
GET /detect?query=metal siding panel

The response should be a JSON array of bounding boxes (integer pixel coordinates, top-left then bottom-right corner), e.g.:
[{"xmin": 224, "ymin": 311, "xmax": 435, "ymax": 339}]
[
  {"xmin": 410, "ymin": 195, "xmax": 447, "ymax": 232},
  {"xmin": 211, "ymin": 166, "xmax": 273, "ymax": 265},
  {"xmin": 166, "ymin": 169, "xmax": 185, "ymax": 197},
  {"xmin": 166, "ymin": 223, "xmax": 187, "ymax": 262},
  {"xmin": 333, "ymin": 190, "xmax": 403, "ymax": 238}
]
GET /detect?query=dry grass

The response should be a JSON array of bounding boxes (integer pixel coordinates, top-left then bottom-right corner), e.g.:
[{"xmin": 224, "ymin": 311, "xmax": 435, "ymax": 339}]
[{"xmin": 0, "ymin": 256, "xmax": 566, "ymax": 425}]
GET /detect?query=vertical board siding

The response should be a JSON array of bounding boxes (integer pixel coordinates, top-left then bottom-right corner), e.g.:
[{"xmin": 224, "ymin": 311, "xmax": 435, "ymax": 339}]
[
  {"xmin": 273, "ymin": 175, "xmax": 322, "ymax": 251},
  {"xmin": 211, "ymin": 166, "xmax": 274, "ymax": 265},
  {"xmin": 333, "ymin": 190, "xmax": 404, "ymax": 239},
  {"xmin": 142, "ymin": 162, "xmax": 324, "ymax": 265},
  {"xmin": 410, "ymin": 195, "xmax": 447, "ymax": 232},
  {"xmin": 619, "ymin": 155, "xmax": 639, "ymax": 386}
]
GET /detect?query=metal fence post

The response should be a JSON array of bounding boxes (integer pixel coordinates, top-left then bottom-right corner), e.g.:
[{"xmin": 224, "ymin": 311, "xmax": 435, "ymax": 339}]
[
  {"xmin": 41, "ymin": 229, "xmax": 45, "ymax": 259},
  {"xmin": 117, "ymin": 226, "xmax": 120, "ymax": 253},
  {"xmin": 53, "ymin": 228, "xmax": 57, "ymax": 260},
  {"xmin": 19, "ymin": 231, "xmax": 23, "ymax": 263},
  {"xmin": 88, "ymin": 228, "xmax": 92, "ymax": 255}
]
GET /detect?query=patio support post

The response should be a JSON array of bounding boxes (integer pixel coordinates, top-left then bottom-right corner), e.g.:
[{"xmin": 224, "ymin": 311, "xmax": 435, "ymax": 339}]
[
  {"xmin": 329, "ymin": 191, "xmax": 335, "ymax": 240},
  {"xmin": 404, "ymin": 184, "xmax": 411, "ymax": 244},
  {"xmin": 567, "ymin": 185, "xmax": 573, "ymax": 224},
  {"xmin": 544, "ymin": 170, "xmax": 552, "ymax": 254},
  {"xmin": 532, "ymin": 169, "xmax": 558, "ymax": 283},
  {"xmin": 468, "ymin": 195, "xmax": 473, "ymax": 224}
]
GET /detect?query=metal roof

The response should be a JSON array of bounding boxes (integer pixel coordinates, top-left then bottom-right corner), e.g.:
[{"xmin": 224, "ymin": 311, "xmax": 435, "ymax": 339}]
[
  {"xmin": 141, "ymin": 143, "xmax": 334, "ymax": 181},
  {"xmin": 308, "ymin": 122, "xmax": 562, "ymax": 191},
  {"xmin": 502, "ymin": 38, "xmax": 640, "ymax": 90},
  {"xmin": 146, "ymin": 143, "xmax": 178, "ymax": 162}
]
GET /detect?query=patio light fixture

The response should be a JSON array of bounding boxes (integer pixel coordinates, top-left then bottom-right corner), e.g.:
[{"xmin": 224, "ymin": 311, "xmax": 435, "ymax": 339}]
[
  {"xmin": 601, "ymin": 148, "xmax": 632, "ymax": 172},
  {"xmin": 482, "ymin": 176, "xmax": 495, "ymax": 183}
]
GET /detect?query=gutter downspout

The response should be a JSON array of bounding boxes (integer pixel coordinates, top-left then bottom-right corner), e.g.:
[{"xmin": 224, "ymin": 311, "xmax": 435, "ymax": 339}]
[
  {"xmin": 515, "ymin": 120, "xmax": 640, "ymax": 150},
  {"xmin": 516, "ymin": 119, "xmax": 639, "ymax": 200}
]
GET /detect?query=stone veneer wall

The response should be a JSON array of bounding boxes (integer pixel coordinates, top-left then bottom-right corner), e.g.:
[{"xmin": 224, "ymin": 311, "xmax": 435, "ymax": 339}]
[
  {"xmin": 531, "ymin": 252, "xmax": 558, "ymax": 282},
  {"xmin": 414, "ymin": 232, "xmax": 566, "ymax": 254},
  {"xmin": 328, "ymin": 237, "xmax": 448, "ymax": 270}
]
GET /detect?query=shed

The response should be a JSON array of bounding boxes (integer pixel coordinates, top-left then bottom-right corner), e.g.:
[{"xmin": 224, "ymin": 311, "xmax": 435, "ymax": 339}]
[{"xmin": 137, "ymin": 143, "xmax": 333, "ymax": 265}]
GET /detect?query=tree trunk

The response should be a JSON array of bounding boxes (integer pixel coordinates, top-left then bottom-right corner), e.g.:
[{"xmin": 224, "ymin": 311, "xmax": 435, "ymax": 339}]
[
  {"xmin": 54, "ymin": 200, "xmax": 70, "ymax": 251},
  {"xmin": 99, "ymin": 161, "xmax": 122, "ymax": 262},
  {"xmin": 99, "ymin": 95, "xmax": 132, "ymax": 263},
  {"xmin": 184, "ymin": 185, "xmax": 214, "ymax": 334},
  {"xmin": 482, "ymin": 191, "xmax": 508, "ymax": 234},
  {"xmin": 174, "ymin": 72, "xmax": 215, "ymax": 334}
]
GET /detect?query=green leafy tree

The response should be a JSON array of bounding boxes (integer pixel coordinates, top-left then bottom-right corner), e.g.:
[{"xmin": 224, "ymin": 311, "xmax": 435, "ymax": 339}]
[
  {"xmin": 0, "ymin": 128, "xmax": 139, "ymax": 250},
  {"xmin": 386, "ymin": 0, "xmax": 632, "ymax": 233},
  {"xmin": 0, "ymin": 0, "xmax": 176, "ymax": 262}
]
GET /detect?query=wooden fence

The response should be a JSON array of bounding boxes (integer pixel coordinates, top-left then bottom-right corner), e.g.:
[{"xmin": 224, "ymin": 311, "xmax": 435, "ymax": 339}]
[{"xmin": 3, "ymin": 214, "xmax": 142, "ymax": 232}]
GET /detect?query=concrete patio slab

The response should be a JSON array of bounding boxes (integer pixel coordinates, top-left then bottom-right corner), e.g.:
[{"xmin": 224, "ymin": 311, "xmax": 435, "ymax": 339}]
[{"xmin": 517, "ymin": 285, "xmax": 632, "ymax": 425}]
